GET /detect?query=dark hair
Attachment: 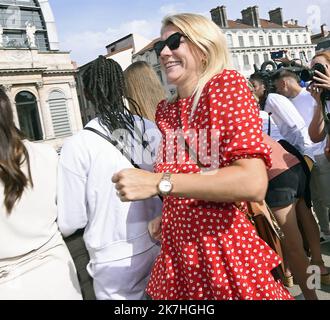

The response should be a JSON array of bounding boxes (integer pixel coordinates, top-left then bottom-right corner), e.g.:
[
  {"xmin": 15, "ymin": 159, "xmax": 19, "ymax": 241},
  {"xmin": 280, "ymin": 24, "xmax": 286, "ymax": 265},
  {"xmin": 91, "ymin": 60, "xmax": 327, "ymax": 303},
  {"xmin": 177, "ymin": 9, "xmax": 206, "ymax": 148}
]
[
  {"xmin": 271, "ymin": 69, "xmax": 300, "ymax": 83},
  {"xmin": 82, "ymin": 56, "xmax": 146, "ymax": 145},
  {"xmin": 249, "ymin": 72, "xmax": 271, "ymax": 110},
  {"xmin": 0, "ymin": 88, "xmax": 33, "ymax": 214}
]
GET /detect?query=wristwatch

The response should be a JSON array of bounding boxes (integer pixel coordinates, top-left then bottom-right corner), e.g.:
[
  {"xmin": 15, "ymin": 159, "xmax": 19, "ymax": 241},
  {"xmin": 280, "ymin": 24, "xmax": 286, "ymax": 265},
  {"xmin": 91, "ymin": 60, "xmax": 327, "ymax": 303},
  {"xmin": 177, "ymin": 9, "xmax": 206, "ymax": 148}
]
[{"xmin": 157, "ymin": 172, "xmax": 173, "ymax": 196}]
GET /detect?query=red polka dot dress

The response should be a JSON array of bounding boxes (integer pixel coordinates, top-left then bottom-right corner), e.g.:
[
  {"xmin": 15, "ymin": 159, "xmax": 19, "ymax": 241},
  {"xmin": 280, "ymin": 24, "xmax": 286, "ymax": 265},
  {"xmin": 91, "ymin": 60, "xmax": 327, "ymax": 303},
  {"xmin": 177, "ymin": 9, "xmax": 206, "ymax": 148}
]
[{"xmin": 146, "ymin": 70, "xmax": 293, "ymax": 300}]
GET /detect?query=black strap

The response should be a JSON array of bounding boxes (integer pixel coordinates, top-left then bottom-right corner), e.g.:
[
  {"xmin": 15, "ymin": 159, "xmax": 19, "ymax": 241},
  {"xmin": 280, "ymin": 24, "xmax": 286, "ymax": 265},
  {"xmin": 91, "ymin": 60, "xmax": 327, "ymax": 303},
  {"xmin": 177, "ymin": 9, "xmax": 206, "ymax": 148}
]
[
  {"xmin": 85, "ymin": 126, "xmax": 164, "ymax": 202},
  {"xmin": 277, "ymin": 139, "xmax": 312, "ymax": 208},
  {"xmin": 268, "ymin": 112, "xmax": 272, "ymax": 137},
  {"xmin": 84, "ymin": 127, "xmax": 141, "ymax": 169}
]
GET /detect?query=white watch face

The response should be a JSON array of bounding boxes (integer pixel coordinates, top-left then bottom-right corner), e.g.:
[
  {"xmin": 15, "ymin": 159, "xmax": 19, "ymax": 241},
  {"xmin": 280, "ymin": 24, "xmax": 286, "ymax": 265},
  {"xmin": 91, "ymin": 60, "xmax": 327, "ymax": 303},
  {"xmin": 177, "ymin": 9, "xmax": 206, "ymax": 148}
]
[{"xmin": 159, "ymin": 180, "xmax": 172, "ymax": 193}]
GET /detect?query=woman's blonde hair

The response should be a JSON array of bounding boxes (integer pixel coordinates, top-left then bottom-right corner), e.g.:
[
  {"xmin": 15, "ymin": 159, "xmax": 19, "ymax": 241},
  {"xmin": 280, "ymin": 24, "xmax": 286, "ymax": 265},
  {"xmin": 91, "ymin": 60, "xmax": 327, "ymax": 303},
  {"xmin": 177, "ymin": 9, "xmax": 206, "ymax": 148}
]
[
  {"xmin": 161, "ymin": 13, "xmax": 232, "ymax": 114},
  {"xmin": 124, "ymin": 61, "xmax": 166, "ymax": 122}
]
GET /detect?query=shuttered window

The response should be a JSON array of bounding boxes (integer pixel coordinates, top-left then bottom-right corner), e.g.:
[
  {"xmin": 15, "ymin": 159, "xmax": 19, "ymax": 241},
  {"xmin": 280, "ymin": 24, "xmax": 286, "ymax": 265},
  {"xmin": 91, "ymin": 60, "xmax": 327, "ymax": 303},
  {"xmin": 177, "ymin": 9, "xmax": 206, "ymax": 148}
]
[{"xmin": 49, "ymin": 91, "xmax": 71, "ymax": 137}]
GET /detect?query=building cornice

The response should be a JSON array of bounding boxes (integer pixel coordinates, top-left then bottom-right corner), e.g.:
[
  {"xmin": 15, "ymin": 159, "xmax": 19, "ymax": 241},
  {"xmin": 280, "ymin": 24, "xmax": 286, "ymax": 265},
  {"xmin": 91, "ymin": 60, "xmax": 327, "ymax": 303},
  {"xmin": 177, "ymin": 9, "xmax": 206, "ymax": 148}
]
[
  {"xmin": 230, "ymin": 44, "xmax": 316, "ymax": 53},
  {"xmin": 0, "ymin": 68, "xmax": 76, "ymax": 76},
  {"xmin": 43, "ymin": 69, "xmax": 77, "ymax": 75},
  {"xmin": 0, "ymin": 68, "xmax": 47, "ymax": 75}
]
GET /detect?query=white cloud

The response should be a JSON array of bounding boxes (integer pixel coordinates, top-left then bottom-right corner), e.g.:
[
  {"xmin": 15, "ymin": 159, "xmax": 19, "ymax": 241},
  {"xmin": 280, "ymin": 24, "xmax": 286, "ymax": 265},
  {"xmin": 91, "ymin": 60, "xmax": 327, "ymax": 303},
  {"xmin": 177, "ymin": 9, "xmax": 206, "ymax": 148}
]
[
  {"xmin": 159, "ymin": 3, "xmax": 185, "ymax": 16},
  {"xmin": 60, "ymin": 19, "xmax": 160, "ymax": 66}
]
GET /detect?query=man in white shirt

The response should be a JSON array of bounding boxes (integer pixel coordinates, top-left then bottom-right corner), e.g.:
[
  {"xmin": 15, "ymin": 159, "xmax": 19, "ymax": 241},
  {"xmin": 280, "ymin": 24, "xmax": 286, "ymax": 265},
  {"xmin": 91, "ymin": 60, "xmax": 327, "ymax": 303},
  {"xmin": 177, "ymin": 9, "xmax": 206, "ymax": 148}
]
[
  {"xmin": 57, "ymin": 57, "xmax": 162, "ymax": 300},
  {"xmin": 273, "ymin": 69, "xmax": 330, "ymax": 239}
]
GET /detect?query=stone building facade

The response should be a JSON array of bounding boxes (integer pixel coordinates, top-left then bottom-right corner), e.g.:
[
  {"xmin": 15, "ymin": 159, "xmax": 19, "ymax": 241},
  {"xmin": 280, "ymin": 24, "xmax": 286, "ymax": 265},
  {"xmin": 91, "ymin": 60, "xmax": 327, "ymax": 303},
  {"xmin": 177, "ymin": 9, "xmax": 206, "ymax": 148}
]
[{"xmin": 0, "ymin": 0, "xmax": 82, "ymax": 151}]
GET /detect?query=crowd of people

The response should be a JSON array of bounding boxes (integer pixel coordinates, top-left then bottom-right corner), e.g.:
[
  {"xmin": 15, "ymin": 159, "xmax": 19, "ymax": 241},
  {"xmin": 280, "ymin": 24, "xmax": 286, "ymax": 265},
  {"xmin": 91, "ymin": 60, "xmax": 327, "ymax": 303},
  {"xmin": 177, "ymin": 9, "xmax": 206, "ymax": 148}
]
[{"xmin": 0, "ymin": 12, "xmax": 330, "ymax": 300}]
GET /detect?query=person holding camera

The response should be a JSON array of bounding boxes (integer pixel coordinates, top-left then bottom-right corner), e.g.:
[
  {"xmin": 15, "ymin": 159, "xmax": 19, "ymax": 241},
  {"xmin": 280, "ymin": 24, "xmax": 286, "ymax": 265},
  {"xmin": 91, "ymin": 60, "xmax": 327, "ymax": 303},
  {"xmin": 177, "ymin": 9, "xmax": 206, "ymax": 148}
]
[
  {"xmin": 273, "ymin": 61, "xmax": 330, "ymax": 243},
  {"xmin": 250, "ymin": 73, "xmax": 328, "ymax": 298},
  {"xmin": 308, "ymin": 51, "xmax": 330, "ymax": 162}
]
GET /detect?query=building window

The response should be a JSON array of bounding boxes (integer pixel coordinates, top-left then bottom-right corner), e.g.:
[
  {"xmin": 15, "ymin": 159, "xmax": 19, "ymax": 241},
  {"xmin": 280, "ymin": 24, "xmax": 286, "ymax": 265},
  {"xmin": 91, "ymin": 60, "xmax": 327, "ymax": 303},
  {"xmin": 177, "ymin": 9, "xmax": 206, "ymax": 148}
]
[
  {"xmin": 238, "ymin": 36, "xmax": 244, "ymax": 47},
  {"xmin": 307, "ymin": 50, "xmax": 313, "ymax": 61},
  {"xmin": 268, "ymin": 35, "xmax": 273, "ymax": 46},
  {"xmin": 304, "ymin": 34, "xmax": 308, "ymax": 44},
  {"xmin": 287, "ymin": 35, "xmax": 291, "ymax": 45},
  {"xmin": 259, "ymin": 36, "xmax": 265, "ymax": 46},
  {"xmin": 263, "ymin": 53, "xmax": 269, "ymax": 62},
  {"xmin": 15, "ymin": 91, "xmax": 43, "ymax": 141},
  {"xmin": 243, "ymin": 54, "xmax": 250, "ymax": 70},
  {"xmin": 299, "ymin": 51, "xmax": 307, "ymax": 62},
  {"xmin": 48, "ymin": 90, "xmax": 72, "ymax": 138},
  {"xmin": 278, "ymin": 34, "xmax": 283, "ymax": 45},
  {"xmin": 0, "ymin": 4, "xmax": 50, "ymax": 51},
  {"xmin": 226, "ymin": 34, "xmax": 233, "ymax": 47},
  {"xmin": 232, "ymin": 54, "xmax": 240, "ymax": 70},
  {"xmin": 249, "ymin": 35, "xmax": 255, "ymax": 47},
  {"xmin": 295, "ymin": 34, "xmax": 299, "ymax": 44},
  {"xmin": 253, "ymin": 53, "xmax": 260, "ymax": 67}
]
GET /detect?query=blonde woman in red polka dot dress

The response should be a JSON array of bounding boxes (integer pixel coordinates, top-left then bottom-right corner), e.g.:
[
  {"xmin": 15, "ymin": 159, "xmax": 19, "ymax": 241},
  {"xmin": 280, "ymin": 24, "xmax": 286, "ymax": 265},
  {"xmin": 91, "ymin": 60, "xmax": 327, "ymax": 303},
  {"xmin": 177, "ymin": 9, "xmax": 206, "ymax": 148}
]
[{"xmin": 113, "ymin": 13, "xmax": 293, "ymax": 300}]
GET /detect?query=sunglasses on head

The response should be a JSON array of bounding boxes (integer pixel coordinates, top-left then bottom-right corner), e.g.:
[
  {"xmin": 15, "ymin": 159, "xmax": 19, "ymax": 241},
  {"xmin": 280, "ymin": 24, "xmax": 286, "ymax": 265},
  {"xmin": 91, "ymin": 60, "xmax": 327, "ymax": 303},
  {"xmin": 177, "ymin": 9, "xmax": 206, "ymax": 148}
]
[{"xmin": 153, "ymin": 32, "xmax": 185, "ymax": 57}]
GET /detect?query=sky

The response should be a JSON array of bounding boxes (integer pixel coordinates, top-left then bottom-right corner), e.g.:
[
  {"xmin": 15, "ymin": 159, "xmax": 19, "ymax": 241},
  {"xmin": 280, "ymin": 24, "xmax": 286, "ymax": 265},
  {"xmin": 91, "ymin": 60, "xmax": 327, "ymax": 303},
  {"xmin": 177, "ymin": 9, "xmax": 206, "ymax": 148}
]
[{"xmin": 48, "ymin": 0, "xmax": 330, "ymax": 66}]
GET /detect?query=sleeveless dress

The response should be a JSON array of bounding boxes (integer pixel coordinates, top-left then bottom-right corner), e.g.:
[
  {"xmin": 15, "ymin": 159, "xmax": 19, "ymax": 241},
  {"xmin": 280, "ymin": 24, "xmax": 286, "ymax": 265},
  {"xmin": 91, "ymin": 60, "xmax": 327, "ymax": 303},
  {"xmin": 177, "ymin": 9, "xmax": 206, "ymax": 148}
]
[{"xmin": 146, "ymin": 70, "xmax": 293, "ymax": 300}]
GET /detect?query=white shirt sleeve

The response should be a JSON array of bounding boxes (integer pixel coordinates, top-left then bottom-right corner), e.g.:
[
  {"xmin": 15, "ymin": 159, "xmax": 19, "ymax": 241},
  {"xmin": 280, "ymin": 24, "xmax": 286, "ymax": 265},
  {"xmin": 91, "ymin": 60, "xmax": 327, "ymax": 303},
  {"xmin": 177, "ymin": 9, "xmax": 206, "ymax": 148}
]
[
  {"xmin": 57, "ymin": 137, "xmax": 89, "ymax": 237},
  {"xmin": 265, "ymin": 93, "xmax": 314, "ymax": 158}
]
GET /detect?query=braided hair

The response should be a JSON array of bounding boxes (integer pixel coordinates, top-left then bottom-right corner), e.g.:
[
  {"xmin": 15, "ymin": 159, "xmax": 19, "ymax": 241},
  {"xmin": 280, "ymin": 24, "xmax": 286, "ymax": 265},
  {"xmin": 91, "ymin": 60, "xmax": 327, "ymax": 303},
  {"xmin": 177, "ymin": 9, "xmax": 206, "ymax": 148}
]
[{"xmin": 82, "ymin": 56, "xmax": 147, "ymax": 146}]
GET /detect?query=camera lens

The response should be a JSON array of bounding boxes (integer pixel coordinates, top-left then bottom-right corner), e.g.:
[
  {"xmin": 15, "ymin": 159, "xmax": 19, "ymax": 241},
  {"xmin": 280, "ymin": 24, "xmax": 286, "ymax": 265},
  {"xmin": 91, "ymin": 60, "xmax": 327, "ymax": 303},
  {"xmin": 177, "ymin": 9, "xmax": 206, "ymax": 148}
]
[{"xmin": 301, "ymin": 63, "xmax": 327, "ymax": 83}]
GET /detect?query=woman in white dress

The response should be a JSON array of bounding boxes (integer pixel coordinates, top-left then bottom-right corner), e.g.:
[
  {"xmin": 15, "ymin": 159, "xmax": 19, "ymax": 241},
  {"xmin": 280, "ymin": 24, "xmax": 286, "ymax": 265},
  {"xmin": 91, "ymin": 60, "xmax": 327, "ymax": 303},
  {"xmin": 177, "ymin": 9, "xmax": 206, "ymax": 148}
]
[{"xmin": 0, "ymin": 88, "xmax": 82, "ymax": 300}]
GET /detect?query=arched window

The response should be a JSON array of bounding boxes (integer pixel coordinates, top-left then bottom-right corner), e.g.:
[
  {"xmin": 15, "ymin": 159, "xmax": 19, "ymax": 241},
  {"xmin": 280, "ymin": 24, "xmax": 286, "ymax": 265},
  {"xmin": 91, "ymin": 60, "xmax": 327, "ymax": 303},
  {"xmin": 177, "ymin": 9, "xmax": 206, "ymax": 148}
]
[
  {"xmin": 0, "ymin": 0, "xmax": 50, "ymax": 51},
  {"xmin": 15, "ymin": 91, "xmax": 43, "ymax": 141},
  {"xmin": 48, "ymin": 90, "xmax": 72, "ymax": 137}
]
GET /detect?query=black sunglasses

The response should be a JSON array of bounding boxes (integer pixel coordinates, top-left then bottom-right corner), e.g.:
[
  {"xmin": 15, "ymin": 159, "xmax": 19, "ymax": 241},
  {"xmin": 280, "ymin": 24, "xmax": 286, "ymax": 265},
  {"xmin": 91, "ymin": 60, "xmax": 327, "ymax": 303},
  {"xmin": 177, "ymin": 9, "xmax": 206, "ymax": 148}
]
[{"xmin": 153, "ymin": 32, "xmax": 185, "ymax": 57}]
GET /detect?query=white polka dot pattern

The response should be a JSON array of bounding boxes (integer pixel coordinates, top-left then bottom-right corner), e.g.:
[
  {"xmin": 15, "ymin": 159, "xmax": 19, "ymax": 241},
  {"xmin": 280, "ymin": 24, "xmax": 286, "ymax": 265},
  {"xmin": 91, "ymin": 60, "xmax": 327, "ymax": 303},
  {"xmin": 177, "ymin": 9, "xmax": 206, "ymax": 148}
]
[{"xmin": 146, "ymin": 70, "xmax": 292, "ymax": 300}]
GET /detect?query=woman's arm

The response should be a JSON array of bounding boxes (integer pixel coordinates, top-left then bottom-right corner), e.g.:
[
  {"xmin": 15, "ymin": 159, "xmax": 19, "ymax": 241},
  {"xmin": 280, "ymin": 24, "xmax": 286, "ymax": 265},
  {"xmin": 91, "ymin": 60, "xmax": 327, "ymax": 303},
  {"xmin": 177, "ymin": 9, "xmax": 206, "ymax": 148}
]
[
  {"xmin": 112, "ymin": 157, "xmax": 268, "ymax": 203},
  {"xmin": 307, "ymin": 83, "xmax": 327, "ymax": 143}
]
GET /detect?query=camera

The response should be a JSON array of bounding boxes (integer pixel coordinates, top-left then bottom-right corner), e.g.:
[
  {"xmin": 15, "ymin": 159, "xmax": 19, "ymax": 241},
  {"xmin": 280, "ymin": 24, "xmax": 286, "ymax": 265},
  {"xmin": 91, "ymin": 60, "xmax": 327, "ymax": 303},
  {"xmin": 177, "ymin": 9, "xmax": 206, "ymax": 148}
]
[
  {"xmin": 300, "ymin": 63, "xmax": 330, "ymax": 100},
  {"xmin": 300, "ymin": 63, "xmax": 327, "ymax": 82}
]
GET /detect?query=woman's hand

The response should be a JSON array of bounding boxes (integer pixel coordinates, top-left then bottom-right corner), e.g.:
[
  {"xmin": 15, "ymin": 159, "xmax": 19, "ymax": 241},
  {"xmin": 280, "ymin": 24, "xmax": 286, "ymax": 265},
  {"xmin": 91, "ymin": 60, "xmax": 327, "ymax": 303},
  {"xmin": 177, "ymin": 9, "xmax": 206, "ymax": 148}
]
[
  {"xmin": 313, "ymin": 68, "xmax": 330, "ymax": 91},
  {"xmin": 307, "ymin": 82, "xmax": 322, "ymax": 103},
  {"xmin": 148, "ymin": 215, "xmax": 162, "ymax": 242},
  {"xmin": 112, "ymin": 169, "xmax": 162, "ymax": 202}
]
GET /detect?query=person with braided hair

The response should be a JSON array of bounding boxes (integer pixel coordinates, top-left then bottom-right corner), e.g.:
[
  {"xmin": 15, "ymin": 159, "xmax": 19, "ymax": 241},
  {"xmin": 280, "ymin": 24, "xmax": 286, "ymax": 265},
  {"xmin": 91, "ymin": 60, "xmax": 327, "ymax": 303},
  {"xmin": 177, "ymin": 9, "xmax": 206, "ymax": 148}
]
[{"xmin": 57, "ymin": 56, "xmax": 163, "ymax": 300}]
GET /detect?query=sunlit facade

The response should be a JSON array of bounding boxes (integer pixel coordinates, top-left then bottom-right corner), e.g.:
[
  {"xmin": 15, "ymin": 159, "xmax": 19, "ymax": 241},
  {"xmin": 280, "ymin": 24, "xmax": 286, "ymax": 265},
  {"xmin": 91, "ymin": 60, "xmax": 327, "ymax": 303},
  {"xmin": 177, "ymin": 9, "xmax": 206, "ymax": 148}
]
[{"xmin": 0, "ymin": 0, "xmax": 82, "ymax": 150}]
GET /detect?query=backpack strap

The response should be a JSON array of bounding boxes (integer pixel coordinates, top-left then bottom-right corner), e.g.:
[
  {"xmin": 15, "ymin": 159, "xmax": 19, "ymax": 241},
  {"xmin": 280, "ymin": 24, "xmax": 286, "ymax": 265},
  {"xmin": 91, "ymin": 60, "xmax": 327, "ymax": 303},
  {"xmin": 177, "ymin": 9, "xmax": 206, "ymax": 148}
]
[{"xmin": 84, "ymin": 127, "xmax": 141, "ymax": 169}]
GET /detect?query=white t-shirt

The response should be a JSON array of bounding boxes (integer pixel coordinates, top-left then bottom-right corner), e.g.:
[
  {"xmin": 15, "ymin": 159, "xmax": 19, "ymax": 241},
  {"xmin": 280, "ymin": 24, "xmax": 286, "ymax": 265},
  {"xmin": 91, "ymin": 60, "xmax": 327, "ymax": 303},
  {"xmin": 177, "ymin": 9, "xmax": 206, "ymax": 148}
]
[
  {"xmin": 290, "ymin": 88, "xmax": 326, "ymax": 156},
  {"xmin": 57, "ymin": 116, "xmax": 163, "ymax": 263},
  {"xmin": 264, "ymin": 93, "xmax": 315, "ymax": 160}
]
